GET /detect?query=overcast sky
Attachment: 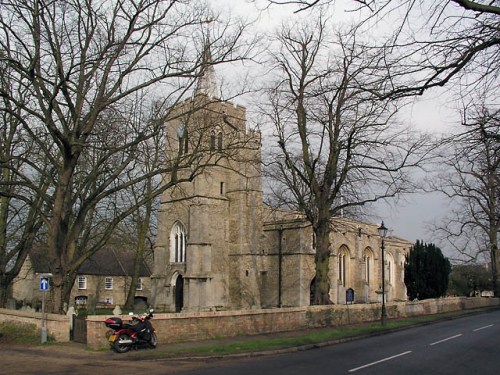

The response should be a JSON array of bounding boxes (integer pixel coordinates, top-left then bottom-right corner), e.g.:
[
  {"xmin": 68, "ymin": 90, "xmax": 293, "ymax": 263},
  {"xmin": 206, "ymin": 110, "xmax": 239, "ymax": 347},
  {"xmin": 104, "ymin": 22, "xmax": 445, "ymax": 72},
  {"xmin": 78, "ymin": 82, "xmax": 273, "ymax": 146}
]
[{"xmin": 212, "ymin": 0, "xmax": 460, "ymax": 254}]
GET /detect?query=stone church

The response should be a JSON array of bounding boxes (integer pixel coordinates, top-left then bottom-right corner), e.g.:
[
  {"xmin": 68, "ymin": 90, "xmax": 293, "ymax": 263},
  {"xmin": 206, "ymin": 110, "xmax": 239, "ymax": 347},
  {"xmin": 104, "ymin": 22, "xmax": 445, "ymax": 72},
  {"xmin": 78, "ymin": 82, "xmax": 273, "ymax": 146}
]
[{"xmin": 151, "ymin": 52, "xmax": 411, "ymax": 313}]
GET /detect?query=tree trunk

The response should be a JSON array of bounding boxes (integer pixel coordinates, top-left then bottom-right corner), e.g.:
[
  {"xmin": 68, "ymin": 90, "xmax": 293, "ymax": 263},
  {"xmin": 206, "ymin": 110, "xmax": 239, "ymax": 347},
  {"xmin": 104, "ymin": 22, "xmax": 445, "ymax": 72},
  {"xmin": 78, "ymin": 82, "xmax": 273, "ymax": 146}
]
[
  {"xmin": 491, "ymin": 236, "xmax": 499, "ymax": 297},
  {"xmin": 312, "ymin": 217, "xmax": 333, "ymax": 305},
  {"xmin": 0, "ymin": 276, "xmax": 10, "ymax": 308}
]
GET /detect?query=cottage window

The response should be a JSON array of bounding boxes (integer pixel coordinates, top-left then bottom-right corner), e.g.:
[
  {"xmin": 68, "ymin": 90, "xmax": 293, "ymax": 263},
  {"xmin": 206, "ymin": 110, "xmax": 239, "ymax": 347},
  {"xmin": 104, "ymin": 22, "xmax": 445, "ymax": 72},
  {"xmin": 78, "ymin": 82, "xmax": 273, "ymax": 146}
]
[
  {"xmin": 77, "ymin": 276, "xmax": 87, "ymax": 290},
  {"xmin": 136, "ymin": 278, "xmax": 143, "ymax": 291},
  {"xmin": 75, "ymin": 296, "xmax": 87, "ymax": 305},
  {"xmin": 105, "ymin": 277, "xmax": 113, "ymax": 290}
]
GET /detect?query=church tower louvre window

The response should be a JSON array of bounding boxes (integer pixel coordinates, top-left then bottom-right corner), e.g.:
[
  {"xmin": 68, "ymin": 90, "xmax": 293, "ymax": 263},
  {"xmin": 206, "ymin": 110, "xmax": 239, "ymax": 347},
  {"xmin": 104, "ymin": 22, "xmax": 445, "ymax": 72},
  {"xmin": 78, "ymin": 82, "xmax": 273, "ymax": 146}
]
[
  {"xmin": 177, "ymin": 123, "xmax": 188, "ymax": 155},
  {"xmin": 209, "ymin": 127, "xmax": 223, "ymax": 152}
]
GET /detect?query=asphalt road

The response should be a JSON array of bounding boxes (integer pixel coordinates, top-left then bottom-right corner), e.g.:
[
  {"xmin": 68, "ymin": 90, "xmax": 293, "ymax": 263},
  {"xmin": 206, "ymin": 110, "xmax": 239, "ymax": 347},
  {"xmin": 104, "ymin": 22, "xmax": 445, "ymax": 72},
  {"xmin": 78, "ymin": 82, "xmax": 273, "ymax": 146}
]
[
  {"xmin": 1, "ymin": 309, "xmax": 499, "ymax": 375},
  {"xmin": 178, "ymin": 309, "xmax": 500, "ymax": 375}
]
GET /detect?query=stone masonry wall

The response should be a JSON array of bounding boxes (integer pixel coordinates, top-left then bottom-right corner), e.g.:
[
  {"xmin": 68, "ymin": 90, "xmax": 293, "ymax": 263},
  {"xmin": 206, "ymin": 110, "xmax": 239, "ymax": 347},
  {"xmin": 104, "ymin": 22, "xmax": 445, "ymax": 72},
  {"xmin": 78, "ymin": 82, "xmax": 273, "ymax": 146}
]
[
  {"xmin": 85, "ymin": 297, "xmax": 499, "ymax": 350},
  {"xmin": 0, "ymin": 308, "xmax": 71, "ymax": 342},
  {"xmin": 1, "ymin": 297, "xmax": 497, "ymax": 348}
]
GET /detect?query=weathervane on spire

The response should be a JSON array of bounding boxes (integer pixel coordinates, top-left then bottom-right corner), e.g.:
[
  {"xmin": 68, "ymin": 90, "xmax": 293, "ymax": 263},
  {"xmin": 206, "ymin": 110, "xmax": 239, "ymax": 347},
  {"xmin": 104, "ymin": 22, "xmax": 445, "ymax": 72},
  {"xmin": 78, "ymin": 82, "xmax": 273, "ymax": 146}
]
[{"xmin": 195, "ymin": 18, "xmax": 217, "ymax": 98}]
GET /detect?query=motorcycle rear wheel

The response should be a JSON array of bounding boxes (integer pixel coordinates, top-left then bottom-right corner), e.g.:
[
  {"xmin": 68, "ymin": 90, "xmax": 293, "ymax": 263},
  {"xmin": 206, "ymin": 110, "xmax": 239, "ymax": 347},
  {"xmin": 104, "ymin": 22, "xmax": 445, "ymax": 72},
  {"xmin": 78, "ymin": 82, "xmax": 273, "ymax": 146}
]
[
  {"xmin": 113, "ymin": 334, "xmax": 132, "ymax": 353},
  {"xmin": 149, "ymin": 332, "xmax": 158, "ymax": 348}
]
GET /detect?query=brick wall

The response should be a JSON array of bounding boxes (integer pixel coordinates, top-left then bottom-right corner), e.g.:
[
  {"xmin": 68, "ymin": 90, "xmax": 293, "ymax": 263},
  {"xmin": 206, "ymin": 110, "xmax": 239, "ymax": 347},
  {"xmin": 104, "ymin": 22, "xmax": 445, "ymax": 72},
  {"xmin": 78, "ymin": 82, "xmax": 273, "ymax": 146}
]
[
  {"xmin": 0, "ymin": 308, "xmax": 71, "ymax": 342},
  {"xmin": 86, "ymin": 296, "xmax": 499, "ymax": 350},
  {"xmin": 1, "ymin": 297, "xmax": 497, "ymax": 348}
]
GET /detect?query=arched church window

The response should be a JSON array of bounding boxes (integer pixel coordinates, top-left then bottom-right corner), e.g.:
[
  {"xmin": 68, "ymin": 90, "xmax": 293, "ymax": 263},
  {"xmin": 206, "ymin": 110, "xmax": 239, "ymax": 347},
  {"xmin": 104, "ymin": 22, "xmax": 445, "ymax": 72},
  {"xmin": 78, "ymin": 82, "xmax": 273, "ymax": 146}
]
[
  {"xmin": 177, "ymin": 124, "xmax": 188, "ymax": 155},
  {"xmin": 210, "ymin": 131, "xmax": 216, "ymax": 151},
  {"xmin": 217, "ymin": 131, "xmax": 223, "ymax": 151},
  {"xmin": 363, "ymin": 248, "xmax": 374, "ymax": 285},
  {"xmin": 170, "ymin": 222, "xmax": 186, "ymax": 263},
  {"xmin": 386, "ymin": 252, "xmax": 395, "ymax": 285},
  {"xmin": 338, "ymin": 246, "xmax": 350, "ymax": 287}
]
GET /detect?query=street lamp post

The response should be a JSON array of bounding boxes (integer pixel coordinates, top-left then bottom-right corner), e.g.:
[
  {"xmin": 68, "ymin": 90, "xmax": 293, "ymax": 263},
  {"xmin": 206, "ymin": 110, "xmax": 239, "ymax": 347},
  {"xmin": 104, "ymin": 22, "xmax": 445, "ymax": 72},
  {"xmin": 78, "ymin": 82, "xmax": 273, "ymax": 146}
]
[{"xmin": 378, "ymin": 221, "xmax": 388, "ymax": 326}]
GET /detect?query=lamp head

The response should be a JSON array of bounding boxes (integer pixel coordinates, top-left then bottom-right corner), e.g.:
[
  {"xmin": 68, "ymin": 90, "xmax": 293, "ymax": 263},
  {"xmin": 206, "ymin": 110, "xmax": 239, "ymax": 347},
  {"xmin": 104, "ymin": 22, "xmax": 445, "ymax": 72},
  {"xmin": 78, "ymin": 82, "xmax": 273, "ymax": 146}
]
[{"xmin": 378, "ymin": 221, "xmax": 388, "ymax": 238}]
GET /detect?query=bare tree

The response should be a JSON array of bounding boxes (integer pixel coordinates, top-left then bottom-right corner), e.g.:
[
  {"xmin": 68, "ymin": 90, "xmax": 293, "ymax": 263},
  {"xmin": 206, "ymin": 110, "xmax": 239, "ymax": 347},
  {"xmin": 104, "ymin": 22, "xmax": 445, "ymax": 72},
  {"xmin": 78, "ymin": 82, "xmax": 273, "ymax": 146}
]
[
  {"xmin": 266, "ymin": 0, "xmax": 500, "ymax": 98},
  {"xmin": 431, "ymin": 98, "xmax": 499, "ymax": 296},
  {"xmin": 121, "ymin": 99, "xmax": 164, "ymax": 310},
  {"xmin": 0, "ymin": 58, "xmax": 50, "ymax": 307},
  {"xmin": 261, "ymin": 18, "xmax": 430, "ymax": 305},
  {"xmin": 0, "ymin": 0, "xmax": 255, "ymax": 312}
]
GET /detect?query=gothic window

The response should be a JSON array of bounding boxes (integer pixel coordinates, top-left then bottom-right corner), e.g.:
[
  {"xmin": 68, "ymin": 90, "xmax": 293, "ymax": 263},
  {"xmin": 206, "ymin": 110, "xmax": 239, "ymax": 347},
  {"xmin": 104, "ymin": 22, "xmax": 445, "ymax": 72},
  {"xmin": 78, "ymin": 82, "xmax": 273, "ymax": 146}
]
[
  {"xmin": 386, "ymin": 252, "xmax": 395, "ymax": 285},
  {"xmin": 210, "ymin": 131, "xmax": 216, "ymax": 151},
  {"xmin": 338, "ymin": 246, "xmax": 350, "ymax": 287},
  {"xmin": 183, "ymin": 130, "xmax": 189, "ymax": 154},
  {"xmin": 136, "ymin": 278, "xmax": 143, "ymax": 291},
  {"xmin": 363, "ymin": 248, "xmax": 374, "ymax": 285},
  {"xmin": 210, "ymin": 129, "xmax": 223, "ymax": 152},
  {"xmin": 217, "ymin": 131, "xmax": 223, "ymax": 151},
  {"xmin": 177, "ymin": 124, "xmax": 188, "ymax": 154},
  {"xmin": 170, "ymin": 221, "xmax": 187, "ymax": 263}
]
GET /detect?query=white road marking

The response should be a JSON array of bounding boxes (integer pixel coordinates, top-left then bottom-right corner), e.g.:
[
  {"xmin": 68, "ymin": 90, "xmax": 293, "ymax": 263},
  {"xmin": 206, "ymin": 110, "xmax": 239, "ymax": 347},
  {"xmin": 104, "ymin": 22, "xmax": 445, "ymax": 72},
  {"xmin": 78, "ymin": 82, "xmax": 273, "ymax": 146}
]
[
  {"xmin": 473, "ymin": 324, "xmax": 493, "ymax": 332},
  {"xmin": 429, "ymin": 334, "xmax": 462, "ymax": 346},
  {"xmin": 348, "ymin": 351, "xmax": 413, "ymax": 372}
]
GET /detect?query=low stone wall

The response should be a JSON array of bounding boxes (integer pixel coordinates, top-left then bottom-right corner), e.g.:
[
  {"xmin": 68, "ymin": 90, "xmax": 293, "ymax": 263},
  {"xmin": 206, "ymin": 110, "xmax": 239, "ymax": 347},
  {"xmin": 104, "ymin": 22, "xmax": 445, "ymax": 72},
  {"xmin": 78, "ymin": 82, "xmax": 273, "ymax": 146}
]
[
  {"xmin": 1, "ymin": 297, "xmax": 496, "ymax": 348},
  {"xmin": 86, "ymin": 296, "xmax": 499, "ymax": 350},
  {"xmin": 0, "ymin": 308, "xmax": 71, "ymax": 342}
]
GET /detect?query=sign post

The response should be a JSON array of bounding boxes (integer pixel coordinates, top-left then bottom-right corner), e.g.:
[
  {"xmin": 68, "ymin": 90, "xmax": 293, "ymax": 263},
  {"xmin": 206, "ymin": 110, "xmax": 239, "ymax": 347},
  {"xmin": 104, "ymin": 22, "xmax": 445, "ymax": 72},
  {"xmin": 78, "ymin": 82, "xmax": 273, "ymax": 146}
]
[{"xmin": 39, "ymin": 276, "xmax": 50, "ymax": 343}]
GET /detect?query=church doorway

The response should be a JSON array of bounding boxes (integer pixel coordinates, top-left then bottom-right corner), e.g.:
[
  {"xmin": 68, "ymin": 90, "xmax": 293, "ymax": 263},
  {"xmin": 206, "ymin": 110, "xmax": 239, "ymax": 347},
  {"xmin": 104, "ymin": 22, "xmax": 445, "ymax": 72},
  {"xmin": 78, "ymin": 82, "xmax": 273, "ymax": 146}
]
[{"xmin": 174, "ymin": 275, "xmax": 184, "ymax": 312}]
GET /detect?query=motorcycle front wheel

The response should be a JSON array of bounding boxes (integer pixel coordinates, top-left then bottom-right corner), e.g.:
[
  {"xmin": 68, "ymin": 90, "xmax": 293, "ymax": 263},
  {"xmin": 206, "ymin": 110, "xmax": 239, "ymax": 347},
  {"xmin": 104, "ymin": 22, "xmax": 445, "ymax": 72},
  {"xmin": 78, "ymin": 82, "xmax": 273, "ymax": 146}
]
[
  {"xmin": 113, "ymin": 334, "xmax": 132, "ymax": 353},
  {"xmin": 149, "ymin": 332, "xmax": 158, "ymax": 348}
]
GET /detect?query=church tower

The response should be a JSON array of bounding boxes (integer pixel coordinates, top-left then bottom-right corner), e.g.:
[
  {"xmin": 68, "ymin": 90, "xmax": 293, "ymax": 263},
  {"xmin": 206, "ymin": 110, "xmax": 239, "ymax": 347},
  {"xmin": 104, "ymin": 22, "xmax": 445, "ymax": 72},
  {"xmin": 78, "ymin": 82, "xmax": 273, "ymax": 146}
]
[{"xmin": 152, "ymin": 46, "xmax": 264, "ymax": 312}]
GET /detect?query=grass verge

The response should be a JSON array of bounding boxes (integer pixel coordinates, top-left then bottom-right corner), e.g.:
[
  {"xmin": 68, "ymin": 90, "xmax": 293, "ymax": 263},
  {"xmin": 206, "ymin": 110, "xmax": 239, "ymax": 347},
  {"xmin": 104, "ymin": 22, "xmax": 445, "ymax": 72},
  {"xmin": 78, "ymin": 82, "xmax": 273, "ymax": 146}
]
[{"xmin": 0, "ymin": 321, "xmax": 54, "ymax": 345}]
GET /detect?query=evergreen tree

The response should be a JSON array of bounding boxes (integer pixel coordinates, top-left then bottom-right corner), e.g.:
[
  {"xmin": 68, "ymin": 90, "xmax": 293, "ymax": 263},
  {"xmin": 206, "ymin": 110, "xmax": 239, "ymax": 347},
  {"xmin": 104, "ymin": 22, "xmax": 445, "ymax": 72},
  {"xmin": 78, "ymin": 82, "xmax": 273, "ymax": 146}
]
[{"xmin": 404, "ymin": 241, "xmax": 452, "ymax": 300}]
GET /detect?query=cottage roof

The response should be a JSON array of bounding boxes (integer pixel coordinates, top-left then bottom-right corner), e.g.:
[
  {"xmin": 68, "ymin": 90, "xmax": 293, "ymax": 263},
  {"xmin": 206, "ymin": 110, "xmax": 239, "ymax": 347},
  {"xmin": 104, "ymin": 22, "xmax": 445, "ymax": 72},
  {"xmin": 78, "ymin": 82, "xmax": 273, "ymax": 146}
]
[
  {"xmin": 78, "ymin": 249, "xmax": 151, "ymax": 277},
  {"xmin": 28, "ymin": 247, "xmax": 151, "ymax": 277}
]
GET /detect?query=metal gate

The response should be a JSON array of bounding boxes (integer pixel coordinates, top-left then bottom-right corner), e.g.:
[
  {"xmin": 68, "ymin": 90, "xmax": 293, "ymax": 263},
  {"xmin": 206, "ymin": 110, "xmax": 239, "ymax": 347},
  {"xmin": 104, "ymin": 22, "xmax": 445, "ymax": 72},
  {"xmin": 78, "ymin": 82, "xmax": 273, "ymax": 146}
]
[{"xmin": 72, "ymin": 315, "xmax": 87, "ymax": 344}]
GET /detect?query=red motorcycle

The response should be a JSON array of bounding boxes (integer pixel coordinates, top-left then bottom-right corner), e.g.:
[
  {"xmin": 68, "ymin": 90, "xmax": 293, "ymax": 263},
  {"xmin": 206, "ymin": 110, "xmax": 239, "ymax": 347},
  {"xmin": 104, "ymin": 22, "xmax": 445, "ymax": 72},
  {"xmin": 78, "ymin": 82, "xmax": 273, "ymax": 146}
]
[{"xmin": 104, "ymin": 309, "xmax": 157, "ymax": 353}]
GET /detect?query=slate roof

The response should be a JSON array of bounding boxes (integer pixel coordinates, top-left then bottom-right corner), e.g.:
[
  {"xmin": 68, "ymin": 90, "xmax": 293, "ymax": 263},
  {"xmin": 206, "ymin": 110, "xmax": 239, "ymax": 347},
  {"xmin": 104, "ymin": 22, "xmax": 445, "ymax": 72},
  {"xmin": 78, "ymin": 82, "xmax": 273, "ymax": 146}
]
[{"xmin": 28, "ymin": 247, "xmax": 151, "ymax": 277}]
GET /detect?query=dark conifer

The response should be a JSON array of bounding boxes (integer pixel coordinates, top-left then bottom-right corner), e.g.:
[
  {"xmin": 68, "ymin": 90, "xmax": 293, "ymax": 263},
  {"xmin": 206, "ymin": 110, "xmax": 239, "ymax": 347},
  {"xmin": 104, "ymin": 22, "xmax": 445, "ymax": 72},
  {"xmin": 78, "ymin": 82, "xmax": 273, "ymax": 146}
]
[{"xmin": 405, "ymin": 241, "xmax": 452, "ymax": 300}]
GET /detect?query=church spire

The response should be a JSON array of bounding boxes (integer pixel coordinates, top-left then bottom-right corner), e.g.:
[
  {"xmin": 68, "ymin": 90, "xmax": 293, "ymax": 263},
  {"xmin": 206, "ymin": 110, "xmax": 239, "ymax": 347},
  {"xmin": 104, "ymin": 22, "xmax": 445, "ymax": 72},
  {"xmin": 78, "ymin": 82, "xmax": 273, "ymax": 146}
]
[{"xmin": 195, "ymin": 42, "xmax": 217, "ymax": 98}]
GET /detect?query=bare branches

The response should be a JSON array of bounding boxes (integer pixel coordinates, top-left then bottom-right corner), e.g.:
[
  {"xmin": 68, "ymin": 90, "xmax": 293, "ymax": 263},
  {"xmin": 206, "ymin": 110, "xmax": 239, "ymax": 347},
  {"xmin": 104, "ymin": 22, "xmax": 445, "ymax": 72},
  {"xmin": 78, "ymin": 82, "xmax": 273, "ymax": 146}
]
[
  {"xmin": 261, "ymin": 16, "xmax": 431, "ymax": 304},
  {"xmin": 266, "ymin": 0, "xmax": 500, "ymax": 99},
  {"xmin": 451, "ymin": 0, "xmax": 500, "ymax": 15},
  {"xmin": 0, "ymin": 0, "xmax": 256, "ymax": 311},
  {"xmin": 431, "ymin": 96, "xmax": 499, "ymax": 293},
  {"xmin": 266, "ymin": 0, "xmax": 374, "ymax": 13}
]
